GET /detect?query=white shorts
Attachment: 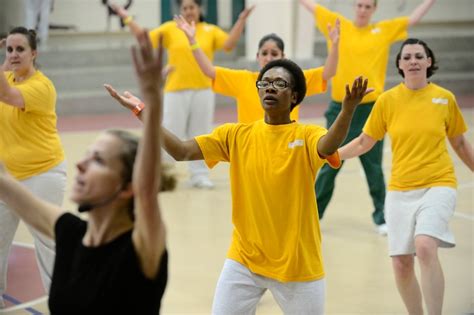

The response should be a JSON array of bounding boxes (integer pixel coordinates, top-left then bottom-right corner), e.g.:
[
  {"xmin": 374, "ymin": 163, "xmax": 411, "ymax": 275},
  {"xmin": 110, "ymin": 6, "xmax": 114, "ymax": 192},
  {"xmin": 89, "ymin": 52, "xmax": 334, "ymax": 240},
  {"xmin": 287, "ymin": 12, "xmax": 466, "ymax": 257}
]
[
  {"xmin": 385, "ymin": 186, "xmax": 456, "ymax": 256},
  {"xmin": 212, "ymin": 259, "xmax": 325, "ymax": 315}
]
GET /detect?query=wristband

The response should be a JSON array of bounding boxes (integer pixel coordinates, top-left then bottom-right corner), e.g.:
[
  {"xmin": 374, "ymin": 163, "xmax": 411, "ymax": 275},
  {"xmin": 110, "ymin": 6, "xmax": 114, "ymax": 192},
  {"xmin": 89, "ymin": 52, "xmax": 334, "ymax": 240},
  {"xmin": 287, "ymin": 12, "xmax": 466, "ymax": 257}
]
[
  {"xmin": 190, "ymin": 42, "xmax": 200, "ymax": 51},
  {"xmin": 123, "ymin": 16, "xmax": 133, "ymax": 26},
  {"xmin": 132, "ymin": 102, "xmax": 145, "ymax": 116}
]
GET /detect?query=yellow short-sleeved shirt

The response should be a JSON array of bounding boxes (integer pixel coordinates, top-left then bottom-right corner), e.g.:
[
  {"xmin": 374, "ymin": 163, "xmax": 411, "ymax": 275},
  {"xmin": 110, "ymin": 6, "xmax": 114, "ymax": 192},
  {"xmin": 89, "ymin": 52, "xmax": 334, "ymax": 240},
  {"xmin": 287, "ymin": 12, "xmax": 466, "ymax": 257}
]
[
  {"xmin": 149, "ymin": 21, "xmax": 229, "ymax": 92},
  {"xmin": 315, "ymin": 5, "xmax": 409, "ymax": 103},
  {"xmin": 195, "ymin": 121, "xmax": 340, "ymax": 282},
  {"xmin": 0, "ymin": 71, "xmax": 64, "ymax": 180},
  {"xmin": 364, "ymin": 83, "xmax": 468, "ymax": 190},
  {"xmin": 213, "ymin": 67, "xmax": 327, "ymax": 123}
]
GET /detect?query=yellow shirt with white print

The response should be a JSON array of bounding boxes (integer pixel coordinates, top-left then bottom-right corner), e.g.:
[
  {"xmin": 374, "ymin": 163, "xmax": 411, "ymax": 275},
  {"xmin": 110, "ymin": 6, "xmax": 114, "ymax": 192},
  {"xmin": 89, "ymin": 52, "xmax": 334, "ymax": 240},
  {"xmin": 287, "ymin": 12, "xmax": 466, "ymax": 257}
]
[
  {"xmin": 363, "ymin": 83, "xmax": 468, "ymax": 190},
  {"xmin": 149, "ymin": 21, "xmax": 229, "ymax": 92},
  {"xmin": 314, "ymin": 5, "xmax": 409, "ymax": 103},
  {"xmin": 195, "ymin": 120, "xmax": 340, "ymax": 282}
]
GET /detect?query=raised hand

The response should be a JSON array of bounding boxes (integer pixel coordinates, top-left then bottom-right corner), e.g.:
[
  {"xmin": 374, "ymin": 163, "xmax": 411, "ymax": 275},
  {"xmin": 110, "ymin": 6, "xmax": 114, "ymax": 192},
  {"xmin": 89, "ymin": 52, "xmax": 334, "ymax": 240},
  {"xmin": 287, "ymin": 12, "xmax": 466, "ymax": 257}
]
[
  {"xmin": 342, "ymin": 76, "xmax": 373, "ymax": 112},
  {"xmin": 328, "ymin": 18, "xmax": 340, "ymax": 46},
  {"xmin": 238, "ymin": 5, "xmax": 256, "ymax": 21},
  {"xmin": 0, "ymin": 38, "xmax": 5, "ymax": 49},
  {"xmin": 110, "ymin": 3, "xmax": 129, "ymax": 19},
  {"xmin": 174, "ymin": 15, "xmax": 196, "ymax": 42}
]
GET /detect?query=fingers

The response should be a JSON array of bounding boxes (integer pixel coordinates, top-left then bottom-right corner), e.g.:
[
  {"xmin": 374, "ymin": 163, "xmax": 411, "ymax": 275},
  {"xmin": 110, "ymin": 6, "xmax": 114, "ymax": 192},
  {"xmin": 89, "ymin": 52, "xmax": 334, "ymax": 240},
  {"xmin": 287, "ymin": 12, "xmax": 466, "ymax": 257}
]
[
  {"xmin": 103, "ymin": 84, "xmax": 118, "ymax": 97},
  {"xmin": 0, "ymin": 38, "xmax": 6, "ymax": 49}
]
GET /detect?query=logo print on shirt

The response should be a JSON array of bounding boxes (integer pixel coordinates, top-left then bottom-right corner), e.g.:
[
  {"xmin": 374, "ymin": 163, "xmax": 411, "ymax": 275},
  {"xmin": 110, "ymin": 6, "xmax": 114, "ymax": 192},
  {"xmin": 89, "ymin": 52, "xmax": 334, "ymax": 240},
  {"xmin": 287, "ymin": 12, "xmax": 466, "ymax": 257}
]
[
  {"xmin": 371, "ymin": 28, "xmax": 381, "ymax": 34},
  {"xmin": 432, "ymin": 98, "xmax": 448, "ymax": 105},
  {"xmin": 288, "ymin": 139, "xmax": 304, "ymax": 149}
]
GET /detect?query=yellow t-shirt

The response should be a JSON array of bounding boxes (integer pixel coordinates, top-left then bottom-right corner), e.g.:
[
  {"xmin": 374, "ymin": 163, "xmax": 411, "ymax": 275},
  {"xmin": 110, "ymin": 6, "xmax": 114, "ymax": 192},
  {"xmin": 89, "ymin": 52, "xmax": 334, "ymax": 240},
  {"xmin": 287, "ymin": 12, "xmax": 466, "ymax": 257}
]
[
  {"xmin": 364, "ymin": 83, "xmax": 468, "ymax": 190},
  {"xmin": 149, "ymin": 21, "xmax": 229, "ymax": 92},
  {"xmin": 213, "ymin": 67, "xmax": 327, "ymax": 123},
  {"xmin": 314, "ymin": 5, "xmax": 409, "ymax": 103},
  {"xmin": 195, "ymin": 120, "xmax": 340, "ymax": 282},
  {"xmin": 0, "ymin": 71, "xmax": 65, "ymax": 180}
]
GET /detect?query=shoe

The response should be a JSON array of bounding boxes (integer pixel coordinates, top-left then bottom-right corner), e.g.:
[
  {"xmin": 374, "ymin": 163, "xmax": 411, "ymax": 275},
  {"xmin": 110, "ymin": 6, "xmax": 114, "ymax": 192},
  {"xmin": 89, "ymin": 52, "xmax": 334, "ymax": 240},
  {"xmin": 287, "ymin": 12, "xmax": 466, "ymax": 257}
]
[
  {"xmin": 0, "ymin": 295, "xmax": 5, "ymax": 309},
  {"xmin": 376, "ymin": 223, "xmax": 388, "ymax": 236},
  {"xmin": 190, "ymin": 177, "xmax": 215, "ymax": 189}
]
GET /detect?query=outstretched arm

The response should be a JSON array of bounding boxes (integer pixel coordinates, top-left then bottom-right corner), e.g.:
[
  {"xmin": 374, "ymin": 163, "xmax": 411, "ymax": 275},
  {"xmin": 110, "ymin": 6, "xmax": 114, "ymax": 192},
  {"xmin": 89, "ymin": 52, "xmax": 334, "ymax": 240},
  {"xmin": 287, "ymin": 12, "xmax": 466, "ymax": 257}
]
[
  {"xmin": 317, "ymin": 77, "xmax": 373, "ymax": 156},
  {"xmin": 408, "ymin": 0, "xmax": 436, "ymax": 26},
  {"xmin": 104, "ymin": 82, "xmax": 202, "ymax": 161},
  {"xmin": 299, "ymin": 0, "xmax": 316, "ymax": 13},
  {"xmin": 338, "ymin": 133, "xmax": 377, "ymax": 160},
  {"xmin": 449, "ymin": 134, "xmax": 474, "ymax": 171},
  {"xmin": 222, "ymin": 5, "xmax": 255, "ymax": 51},
  {"xmin": 174, "ymin": 15, "xmax": 216, "ymax": 79},
  {"xmin": 322, "ymin": 18, "xmax": 340, "ymax": 81},
  {"xmin": 0, "ymin": 165, "xmax": 64, "ymax": 239}
]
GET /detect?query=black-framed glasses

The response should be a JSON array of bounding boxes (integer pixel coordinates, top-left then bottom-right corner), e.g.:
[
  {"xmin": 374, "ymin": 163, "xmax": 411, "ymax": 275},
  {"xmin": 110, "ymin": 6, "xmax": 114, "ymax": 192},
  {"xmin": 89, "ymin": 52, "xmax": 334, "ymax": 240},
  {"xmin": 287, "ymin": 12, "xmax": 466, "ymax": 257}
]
[{"xmin": 256, "ymin": 79, "xmax": 291, "ymax": 90}]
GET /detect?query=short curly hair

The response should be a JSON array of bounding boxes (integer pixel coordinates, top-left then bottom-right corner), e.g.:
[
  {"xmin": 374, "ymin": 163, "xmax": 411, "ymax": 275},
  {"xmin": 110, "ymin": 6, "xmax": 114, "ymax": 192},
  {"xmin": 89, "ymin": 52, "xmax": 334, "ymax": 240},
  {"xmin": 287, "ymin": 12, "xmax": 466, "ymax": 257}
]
[
  {"xmin": 257, "ymin": 59, "xmax": 306, "ymax": 111},
  {"xmin": 396, "ymin": 38, "xmax": 438, "ymax": 78}
]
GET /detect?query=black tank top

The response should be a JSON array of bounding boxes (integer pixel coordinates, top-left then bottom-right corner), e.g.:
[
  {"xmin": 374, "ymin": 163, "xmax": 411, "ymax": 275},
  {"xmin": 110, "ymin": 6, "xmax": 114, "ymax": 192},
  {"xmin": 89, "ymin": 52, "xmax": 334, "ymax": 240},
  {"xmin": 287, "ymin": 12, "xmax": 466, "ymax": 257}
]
[{"xmin": 49, "ymin": 213, "xmax": 167, "ymax": 314}]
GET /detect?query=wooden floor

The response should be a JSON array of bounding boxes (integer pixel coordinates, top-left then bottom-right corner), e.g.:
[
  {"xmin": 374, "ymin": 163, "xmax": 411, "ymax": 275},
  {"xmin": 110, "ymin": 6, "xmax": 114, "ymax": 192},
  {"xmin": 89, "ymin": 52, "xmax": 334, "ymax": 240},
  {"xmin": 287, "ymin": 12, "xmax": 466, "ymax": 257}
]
[{"xmin": 4, "ymin": 110, "xmax": 474, "ymax": 315}]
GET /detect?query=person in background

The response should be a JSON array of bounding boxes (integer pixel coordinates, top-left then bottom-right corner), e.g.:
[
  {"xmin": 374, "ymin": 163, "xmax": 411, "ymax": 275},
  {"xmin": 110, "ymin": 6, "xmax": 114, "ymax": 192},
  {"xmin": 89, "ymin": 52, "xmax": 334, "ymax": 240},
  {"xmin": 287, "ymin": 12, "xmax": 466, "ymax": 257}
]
[
  {"xmin": 174, "ymin": 15, "xmax": 340, "ymax": 123},
  {"xmin": 299, "ymin": 0, "xmax": 436, "ymax": 234},
  {"xmin": 339, "ymin": 38, "xmax": 473, "ymax": 315},
  {"xmin": 25, "ymin": 0, "xmax": 53, "ymax": 48},
  {"xmin": 112, "ymin": 0, "xmax": 254, "ymax": 189}
]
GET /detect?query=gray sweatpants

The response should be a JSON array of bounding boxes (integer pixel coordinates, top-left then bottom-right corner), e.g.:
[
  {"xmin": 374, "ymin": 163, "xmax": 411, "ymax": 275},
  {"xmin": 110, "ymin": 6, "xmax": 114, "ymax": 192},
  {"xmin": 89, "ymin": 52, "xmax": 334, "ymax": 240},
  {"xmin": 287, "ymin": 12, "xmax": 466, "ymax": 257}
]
[
  {"xmin": 212, "ymin": 259, "xmax": 326, "ymax": 315},
  {"xmin": 0, "ymin": 161, "xmax": 67, "ymax": 296}
]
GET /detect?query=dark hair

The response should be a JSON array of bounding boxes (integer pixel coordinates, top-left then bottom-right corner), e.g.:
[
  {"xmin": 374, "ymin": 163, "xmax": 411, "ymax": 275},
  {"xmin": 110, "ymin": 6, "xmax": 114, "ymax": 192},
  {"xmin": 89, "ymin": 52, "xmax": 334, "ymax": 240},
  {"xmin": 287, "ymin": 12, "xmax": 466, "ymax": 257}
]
[
  {"xmin": 257, "ymin": 59, "xmax": 307, "ymax": 111},
  {"xmin": 396, "ymin": 38, "xmax": 438, "ymax": 78},
  {"xmin": 176, "ymin": 0, "xmax": 205, "ymax": 22},
  {"xmin": 258, "ymin": 33, "xmax": 285, "ymax": 52},
  {"xmin": 8, "ymin": 26, "xmax": 37, "ymax": 51}
]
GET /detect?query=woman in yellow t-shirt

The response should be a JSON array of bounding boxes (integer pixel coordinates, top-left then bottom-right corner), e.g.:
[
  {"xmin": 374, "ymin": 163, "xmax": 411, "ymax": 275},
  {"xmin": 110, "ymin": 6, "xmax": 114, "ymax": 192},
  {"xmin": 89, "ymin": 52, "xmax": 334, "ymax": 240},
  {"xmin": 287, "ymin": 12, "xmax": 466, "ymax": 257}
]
[
  {"xmin": 340, "ymin": 38, "xmax": 473, "ymax": 315},
  {"xmin": 160, "ymin": 59, "xmax": 370, "ymax": 313},
  {"xmin": 0, "ymin": 27, "xmax": 66, "ymax": 309},
  {"xmin": 113, "ymin": 0, "xmax": 254, "ymax": 189},
  {"xmin": 174, "ymin": 15, "xmax": 339, "ymax": 123}
]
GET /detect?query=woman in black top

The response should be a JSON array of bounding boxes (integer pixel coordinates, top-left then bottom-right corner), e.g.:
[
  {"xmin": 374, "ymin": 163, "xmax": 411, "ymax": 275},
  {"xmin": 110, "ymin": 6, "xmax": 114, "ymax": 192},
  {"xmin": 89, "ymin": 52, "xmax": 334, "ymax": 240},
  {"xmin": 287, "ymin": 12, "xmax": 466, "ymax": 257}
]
[{"xmin": 0, "ymin": 31, "xmax": 168, "ymax": 314}]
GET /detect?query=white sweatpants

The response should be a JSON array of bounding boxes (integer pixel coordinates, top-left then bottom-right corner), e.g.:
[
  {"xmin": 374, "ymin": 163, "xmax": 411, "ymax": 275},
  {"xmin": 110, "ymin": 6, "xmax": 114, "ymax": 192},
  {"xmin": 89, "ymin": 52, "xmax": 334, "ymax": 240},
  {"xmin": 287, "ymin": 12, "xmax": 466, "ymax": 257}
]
[
  {"xmin": 212, "ymin": 259, "xmax": 326, "ymax": 315},
  {"xmin": 163, "ymin": 89, "xmax": 215, "ymax": 180},
  {"xmin": 25, "ymin": 0, "xmax": 52, "ymax": 45},
  {"xmin": 0, "ymin": 161, "xmax": 67, "ymax": 296}
]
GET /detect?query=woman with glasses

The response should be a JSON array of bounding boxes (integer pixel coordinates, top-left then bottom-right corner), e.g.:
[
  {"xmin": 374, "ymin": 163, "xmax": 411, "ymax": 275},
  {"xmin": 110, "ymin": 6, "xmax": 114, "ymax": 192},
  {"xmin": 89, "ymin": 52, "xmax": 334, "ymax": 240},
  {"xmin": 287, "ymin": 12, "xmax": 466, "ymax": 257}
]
[
  {"xmin": 173, "ymin": 15, "xmax": 339, "ymax": 123},
  {"xmin": 159, "ymin": 58, "xmax": 371, "ymax": 313},
  {"xmin": 112, "ymin": 0, "xmax": 254, "ymax": 189},
  {"xmin": 339, "ymin": 38, "xmax": 473, "ymax": 315}
]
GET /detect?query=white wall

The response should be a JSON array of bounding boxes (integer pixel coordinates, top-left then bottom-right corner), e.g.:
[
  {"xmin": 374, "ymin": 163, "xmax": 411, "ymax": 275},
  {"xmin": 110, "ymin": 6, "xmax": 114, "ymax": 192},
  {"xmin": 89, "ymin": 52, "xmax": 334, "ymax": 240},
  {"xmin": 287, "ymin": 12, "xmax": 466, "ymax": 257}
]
[{"xmin": 2, "ymin": 0, "xmax": 473, "ymax": 35}]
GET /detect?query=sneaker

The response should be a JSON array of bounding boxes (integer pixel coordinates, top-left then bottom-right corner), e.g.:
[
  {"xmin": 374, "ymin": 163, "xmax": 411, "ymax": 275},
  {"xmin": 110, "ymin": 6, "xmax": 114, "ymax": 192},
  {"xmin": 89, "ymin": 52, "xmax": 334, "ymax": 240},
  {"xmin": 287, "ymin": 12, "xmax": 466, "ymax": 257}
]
[
  {"xmin": 190, "ymin": 177, "xmax": 215, "ymax": 189},
  {"xmin": 376, "ymin": 223, "xmax": 388, "ymax": 236}
]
